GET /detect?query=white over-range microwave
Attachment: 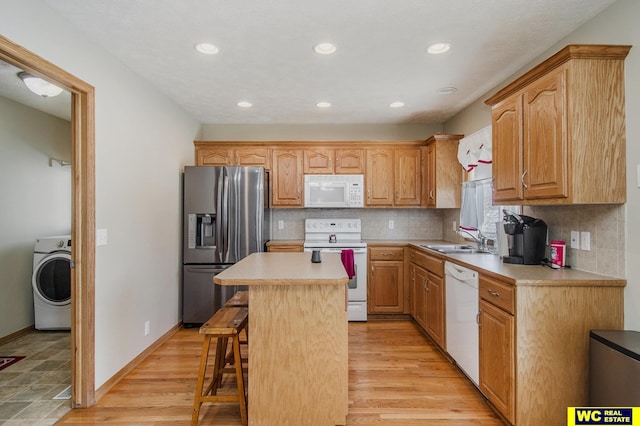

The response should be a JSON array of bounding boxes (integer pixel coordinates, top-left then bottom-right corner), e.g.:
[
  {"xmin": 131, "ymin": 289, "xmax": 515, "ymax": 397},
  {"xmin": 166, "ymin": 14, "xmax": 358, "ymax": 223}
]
[{"xmin": 303, "ymin": 174, "xmax": 364, "ymax": 208}]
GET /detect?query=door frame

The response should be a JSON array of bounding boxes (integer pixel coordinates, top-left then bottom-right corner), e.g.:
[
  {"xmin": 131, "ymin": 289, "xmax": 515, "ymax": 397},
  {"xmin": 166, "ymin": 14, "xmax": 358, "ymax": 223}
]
[{"xmin": 0, "ymin": 35, "xmax": 96, "ymax": 407}]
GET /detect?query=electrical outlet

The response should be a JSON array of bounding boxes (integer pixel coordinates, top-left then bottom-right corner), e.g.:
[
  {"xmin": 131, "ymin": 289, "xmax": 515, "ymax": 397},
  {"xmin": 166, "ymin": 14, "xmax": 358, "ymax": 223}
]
[
  {"xmin": 452, "ymin": 221, "xmax": 457, "ymax": 232},
  {"xmin": 388, "ymin": 220, "xmax": 394, "ymax": 230},
  {"xmin": 144, "ymin": 321, "xmax": 150, "ymax": 336},
  {"xmin": 278, "ymin": 220, "xmax": 284, "ymax": 230},
  {"xmin": 570, "ymin": 231, "xmax": 580, "ymax": 249},
  {"xmin": 581, "ymin": 231, "xmax": 591, "ymax": 251}
]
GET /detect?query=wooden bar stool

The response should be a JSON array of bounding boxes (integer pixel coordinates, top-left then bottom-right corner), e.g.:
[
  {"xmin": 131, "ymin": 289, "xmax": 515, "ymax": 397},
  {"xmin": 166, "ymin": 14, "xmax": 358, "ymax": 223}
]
[
  {"xmin": 192, "ymin": 307, "xmax": 248, "ymax": 426},
  {"xmin": 224, "ymin": 290, "xmax": 248, "ymax": 308},
  {"xmin": 224, "ymin": 291, "xmax": 249, "ymax": 347}
]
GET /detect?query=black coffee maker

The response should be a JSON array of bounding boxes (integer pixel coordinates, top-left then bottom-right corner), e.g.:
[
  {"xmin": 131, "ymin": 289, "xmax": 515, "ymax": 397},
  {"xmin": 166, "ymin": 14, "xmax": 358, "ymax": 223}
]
[{"xmin": 502, "ymin": 211, "xmax": 548, "ymax": 265}]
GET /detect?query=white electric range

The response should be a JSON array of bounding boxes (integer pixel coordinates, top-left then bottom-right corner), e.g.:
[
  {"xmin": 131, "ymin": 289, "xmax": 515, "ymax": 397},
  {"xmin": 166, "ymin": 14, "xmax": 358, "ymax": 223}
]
[{"xmin": 303, "ymin": 218, "xmax": 367, "ymax": 321}]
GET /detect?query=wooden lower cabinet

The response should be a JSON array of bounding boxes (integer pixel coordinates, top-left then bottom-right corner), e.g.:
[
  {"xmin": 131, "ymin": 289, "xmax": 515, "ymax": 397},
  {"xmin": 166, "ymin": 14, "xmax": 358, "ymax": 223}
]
[
  {"xmin": 266, "ymin": 241, "xmax": 303, "ymax": 252},
  {"xmin": 477, "ymin": 273, "xmax": 624, "ymax": 425},
  {"xmin": 368, "ymin": 246, "xmax": 405, "ymax": 314},
  {"xmin": 408, "ymin": 248, "xmax": 445, "ymax": 348},
  {"xmin": 479, "ymin": 299, "xmax": 515, "ymax": 424}
]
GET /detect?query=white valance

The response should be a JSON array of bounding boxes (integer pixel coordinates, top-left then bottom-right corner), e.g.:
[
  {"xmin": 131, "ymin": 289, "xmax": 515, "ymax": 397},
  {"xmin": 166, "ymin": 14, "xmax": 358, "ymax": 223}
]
[{"xmin": 457, "ymin": 125, "xmax": 492, "ymax": 172}]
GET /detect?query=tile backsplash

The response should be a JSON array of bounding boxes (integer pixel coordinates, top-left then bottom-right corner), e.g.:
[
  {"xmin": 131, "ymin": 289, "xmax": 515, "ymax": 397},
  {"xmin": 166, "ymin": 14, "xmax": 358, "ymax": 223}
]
[
  {"xmin": 270, "ymin": 204, "xmax": 626, "ymax": 279},
  {"xmin": 271, "ymin": 208, "xmax": 445, "ymax": 241},
  {"xmin": 524, "ymin": 204, "xmax": 625, "ymax": 278}
]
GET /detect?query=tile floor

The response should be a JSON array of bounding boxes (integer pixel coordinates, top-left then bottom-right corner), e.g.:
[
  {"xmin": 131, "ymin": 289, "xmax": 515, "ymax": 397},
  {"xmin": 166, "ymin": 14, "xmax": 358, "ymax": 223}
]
[{"xmin": 0, "ymin": 330, "xmax": 71, "ymax": 425}]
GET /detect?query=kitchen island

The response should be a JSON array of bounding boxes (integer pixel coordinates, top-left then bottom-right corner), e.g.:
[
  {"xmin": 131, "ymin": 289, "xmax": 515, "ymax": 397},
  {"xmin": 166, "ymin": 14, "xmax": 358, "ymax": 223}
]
[{"xmin": 214, "ymin": 252, "xmax": 349, "ymax": 426}]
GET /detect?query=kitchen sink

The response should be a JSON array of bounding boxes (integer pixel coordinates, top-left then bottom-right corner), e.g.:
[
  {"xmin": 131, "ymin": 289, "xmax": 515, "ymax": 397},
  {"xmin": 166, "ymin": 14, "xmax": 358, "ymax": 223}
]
[{"xmin": 420, "ymin": 244, "xmax": 488, "ymax": 254}]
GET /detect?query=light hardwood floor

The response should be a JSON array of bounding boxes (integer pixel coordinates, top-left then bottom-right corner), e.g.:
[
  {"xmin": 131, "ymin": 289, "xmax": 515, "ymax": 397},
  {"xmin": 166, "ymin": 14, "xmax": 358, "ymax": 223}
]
[{"xmin": 58, "ymin": 320, "xmax": 503, "ymax": 425}]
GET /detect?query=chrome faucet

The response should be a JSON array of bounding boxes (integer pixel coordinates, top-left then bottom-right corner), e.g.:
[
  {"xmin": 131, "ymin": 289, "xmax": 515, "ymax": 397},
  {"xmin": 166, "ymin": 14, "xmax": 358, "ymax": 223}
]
[{"xmin": 457, "ymin": 228, "xmax": 489, "ymax": 251}]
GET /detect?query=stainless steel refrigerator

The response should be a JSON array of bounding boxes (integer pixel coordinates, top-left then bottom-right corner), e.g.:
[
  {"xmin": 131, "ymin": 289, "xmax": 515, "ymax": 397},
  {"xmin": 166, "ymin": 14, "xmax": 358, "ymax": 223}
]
[{"xmin": 182, "ymin": 166, "xmax": 269, "ymax": 326}]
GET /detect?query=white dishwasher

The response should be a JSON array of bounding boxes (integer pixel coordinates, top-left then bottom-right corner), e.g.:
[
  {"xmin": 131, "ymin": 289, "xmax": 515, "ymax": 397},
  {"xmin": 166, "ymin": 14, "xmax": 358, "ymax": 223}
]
[{"xmin": 445, "ymin": 261, "xmax": 479, "ymax": 386}]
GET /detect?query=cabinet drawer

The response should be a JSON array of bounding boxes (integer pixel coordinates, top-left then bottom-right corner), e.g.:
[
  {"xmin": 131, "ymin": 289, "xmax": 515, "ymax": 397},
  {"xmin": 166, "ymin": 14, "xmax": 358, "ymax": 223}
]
[
  {"xmin": 369, "ymin": 247, "xmax": 404, "ymax": 261},
  {"xmin": 409, "ymin": 249, "xmax": 444, "ymax": 277},
  {"xmin": 479, "ymin": 275, "xmax": 515, "ymax": 314}
]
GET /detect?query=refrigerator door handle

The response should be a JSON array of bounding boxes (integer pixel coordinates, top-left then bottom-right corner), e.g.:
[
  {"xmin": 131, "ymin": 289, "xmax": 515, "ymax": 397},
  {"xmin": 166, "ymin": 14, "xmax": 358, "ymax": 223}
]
[
  {"xmin": 221, "ymin": 169, "xmax": 230, "ymax": 262},
  {"xmin": 215, "ymin": 169, "xmax": 224, "ymax": 264}
]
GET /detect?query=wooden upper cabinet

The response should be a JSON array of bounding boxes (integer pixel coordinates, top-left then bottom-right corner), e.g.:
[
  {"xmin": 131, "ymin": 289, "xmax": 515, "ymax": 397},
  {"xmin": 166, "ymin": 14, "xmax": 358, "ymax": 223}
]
[
  {"xmin": 522, "ymin": 70, "xmax": 567, "ymax": 200},
  {"xmin": 235, "ymin": 147, "xmax": 271, "ymax": 169},
  {"xmin": 365, "ymin": 148, "xmax": 394, "ymax": 206},
  {"xmin": 492, "ymin": 97, "xmax": 524, "ymax": 202},
  {"xmin": 303, "ymin": 148, "xmax": 364, "ymax": 174},
  {"xmin": 272, "ymin": 149, "xmax": 303, "ymax": 207},
  {"xmin": 197, "ymin": 147, "xmax": 233, "ymax": 166},
  {"xmin": 195, "ymin": 144, "xmax": 271, "ymax": 169},
  {"xmin": 394, "ymin": 148, "xmax": 421, "ymax": 206},
  {"xmin": 335, "ymin": 149, "xmax": 364, "ymax": 174},
  {"xmin": 303, "ymin": 148, "xmax": 333, "ymax": 174},
  {"xmin": 422, "ymin": 134, "xmax": 463, "ymax": 208},
  {"xmin": 485, "ymin": 44, "xmax": 630, "ymax": 205}
]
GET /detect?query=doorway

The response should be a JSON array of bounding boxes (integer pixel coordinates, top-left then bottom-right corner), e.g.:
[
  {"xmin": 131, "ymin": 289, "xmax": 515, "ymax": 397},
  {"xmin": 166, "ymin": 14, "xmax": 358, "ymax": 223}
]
[{"xmin": 0, "ymin": 35, "xmax": 96, "ymax": 408}]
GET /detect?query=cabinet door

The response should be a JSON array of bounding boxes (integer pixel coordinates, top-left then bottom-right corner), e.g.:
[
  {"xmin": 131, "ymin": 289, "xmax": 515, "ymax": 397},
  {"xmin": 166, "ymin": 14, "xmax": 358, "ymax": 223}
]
[
  {"xmin": 272, "ymin": 149, "xmax": 303, "ymax": 207},
  {"xmin": 424, "ymin": 145, "xmax": 436, "ymax": 207},
  {"xmin": 335, "ymin": 149, "xmax": 364, "ymax": 174},
  {"xmin": 394, "ymin": 148, "xmax": 421, "ymax": 206},
  {"xmin": 522, "ymin": 69, "xmax": 568, "ymax": 200},
  {"xmin": 303, "ymin": 148, "xmax": 334, "ymax": 174},
  {"xmin": 412, "ymin": 265, "xmax": 428, "ymax": 329},
  {"xmin": 196, "ymin": 148, "xmax": 232, "ymax": 166},
  {"xmin": 235, "ymin": 147, "xmax": 271, "ymax": 169},
  {"xmin": 425, "ymin": 272, "xmax": 445, "ymax": 348},
  {"xmin": 479, "ymin": 299, "xmax": 515, "ymax": 424},
  {"xmin": 368, "ymin": 260, "xmax": 404, "ymax": 313},
  {"xmin": 365, "ymin": 149, "xmax": 394, "ymax": 206},
  {"xmin": 492, "ymin": 96, "xmax": 524, "ymax": 202}
]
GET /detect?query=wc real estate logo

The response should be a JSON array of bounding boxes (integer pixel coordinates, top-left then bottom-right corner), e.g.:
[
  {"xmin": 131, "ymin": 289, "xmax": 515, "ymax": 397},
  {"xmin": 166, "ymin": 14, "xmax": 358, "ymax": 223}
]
[{"xmin": 568, "ymin": 408, "xmax": 640, "ymax": 425}]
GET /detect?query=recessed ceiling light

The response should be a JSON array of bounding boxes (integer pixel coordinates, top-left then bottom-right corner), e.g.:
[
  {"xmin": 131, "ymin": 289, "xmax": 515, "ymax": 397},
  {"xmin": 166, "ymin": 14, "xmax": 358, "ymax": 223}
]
[
  {"xmin": 427, "ymin": 42, "xmax": 451, "ymax": 55},
  {"xmin": 313, "ymin": 43, "xmax": 337, "ymax": 55},
  {"xmin": 237, "ymin": 101, "xmax": 252, "ymax": 108},
  {"xmin": 438, "ymin": 87, "xmax": 458, "ymax": 94},
  {"xmin": 389, "ymin": 101, "xmax": 405, "ymax": 108},
  {"xmin": 316, "ymin": 101, "xmax": 331, "ymax": 108},
  {"xmin": 194, "ymin": 42, "xmax": 220, "ymax": 55}
]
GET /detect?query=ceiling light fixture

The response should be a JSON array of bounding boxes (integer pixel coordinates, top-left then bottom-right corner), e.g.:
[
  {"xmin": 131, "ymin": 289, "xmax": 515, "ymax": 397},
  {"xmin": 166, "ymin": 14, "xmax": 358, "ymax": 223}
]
[
  {"xmin": 313, "ymin": 43, "xmax": 337, "ymax": 55},
  {"xmin": 438, "ymin": 86, "xmax": 458, "ymax": 94},
  {"xmin": 389, "ymin": 101, "xmax": 405, "ymax": 108},
  {"xmin": 17, "ymin": 72, "xmax": 63, "ymax": 98},
  {"xmin": 194, "ymin": 42, "xmax": 220, "ymax": 55},
  {"xmin": 427, "ymin": 42, "xmax": 451, "ymax": 55},
  {"xmin": 316, "ymin": 102, "xmax": 331, "ymax": 108},
  {"xmin": 237, "ymin": 101, "xmax": 253, "ymax": 108}
]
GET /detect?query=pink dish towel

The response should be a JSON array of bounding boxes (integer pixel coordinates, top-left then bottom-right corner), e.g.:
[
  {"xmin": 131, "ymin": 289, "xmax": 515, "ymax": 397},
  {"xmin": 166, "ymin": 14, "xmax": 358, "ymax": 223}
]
[{"xmin": 341, "ymin": 249, "xmax": 355, "ymax": 279}]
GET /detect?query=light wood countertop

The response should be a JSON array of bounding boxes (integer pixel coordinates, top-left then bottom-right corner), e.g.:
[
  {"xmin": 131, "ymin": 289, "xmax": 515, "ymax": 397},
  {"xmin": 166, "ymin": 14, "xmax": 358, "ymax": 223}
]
[{"xmin": 214, "ymin": 252, "xmax": 348, "ymax": 286}]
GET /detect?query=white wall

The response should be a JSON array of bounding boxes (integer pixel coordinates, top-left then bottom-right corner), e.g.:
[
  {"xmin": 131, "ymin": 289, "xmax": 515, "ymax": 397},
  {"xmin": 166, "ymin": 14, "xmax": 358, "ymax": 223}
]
[
  {"xmin": 444, "ymin": 0, "xmax": 640, "ymax": 329},
  {"xmin": 0, "ymin": 95, "xmax": 71, "ymax": 338},
  {"xmin": 1, "ymin": 1, "xmax": 200, "ymax": 388}
]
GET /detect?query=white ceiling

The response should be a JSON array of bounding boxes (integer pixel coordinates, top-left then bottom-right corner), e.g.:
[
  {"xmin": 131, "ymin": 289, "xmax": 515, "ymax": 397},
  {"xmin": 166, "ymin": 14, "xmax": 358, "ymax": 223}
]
[{"xmin": 2, "ymin": 0, "xmax": 616, "ymax": 124}]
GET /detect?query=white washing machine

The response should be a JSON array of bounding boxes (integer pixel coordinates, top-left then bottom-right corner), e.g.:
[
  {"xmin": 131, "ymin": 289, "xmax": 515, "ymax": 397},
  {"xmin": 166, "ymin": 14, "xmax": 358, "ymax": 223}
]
[{"xmin": 32, "ymin": 235, "xmax": 72, "ymax": 330}]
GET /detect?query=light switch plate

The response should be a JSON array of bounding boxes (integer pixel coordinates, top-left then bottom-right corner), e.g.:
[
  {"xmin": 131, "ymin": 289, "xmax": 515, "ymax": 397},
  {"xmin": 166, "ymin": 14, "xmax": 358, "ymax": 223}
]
[
  {"xmin": 96, "ymin": 228, "xmax": 108, "ymax": 246},
  {"xmin": 570, "ymin": 231, "xmax": 579, "ymax": 249},
  {"xmin": 580, "ymin": 231, "xmax": 591, "ymax": 251}
]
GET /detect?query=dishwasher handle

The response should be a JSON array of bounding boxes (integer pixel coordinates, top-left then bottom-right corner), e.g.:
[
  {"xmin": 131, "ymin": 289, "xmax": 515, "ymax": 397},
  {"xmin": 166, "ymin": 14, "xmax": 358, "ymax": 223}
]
[{"xmin": 445, "ymin": 261, "xmax": 478, "ymax": 282}]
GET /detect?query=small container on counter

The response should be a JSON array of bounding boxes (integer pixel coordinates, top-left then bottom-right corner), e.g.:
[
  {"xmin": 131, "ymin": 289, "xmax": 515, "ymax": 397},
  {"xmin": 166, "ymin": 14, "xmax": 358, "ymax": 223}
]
[{"xmin": 550, "ymin": 240, "xmax": 566, "ymax": 267}]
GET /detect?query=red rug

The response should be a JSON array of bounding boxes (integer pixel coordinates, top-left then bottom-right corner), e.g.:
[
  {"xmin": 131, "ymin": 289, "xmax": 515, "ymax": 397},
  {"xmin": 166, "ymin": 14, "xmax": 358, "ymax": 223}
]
[{"xmin": 0, "ymin": 356, "xmax": 25, "ymax": 371}]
